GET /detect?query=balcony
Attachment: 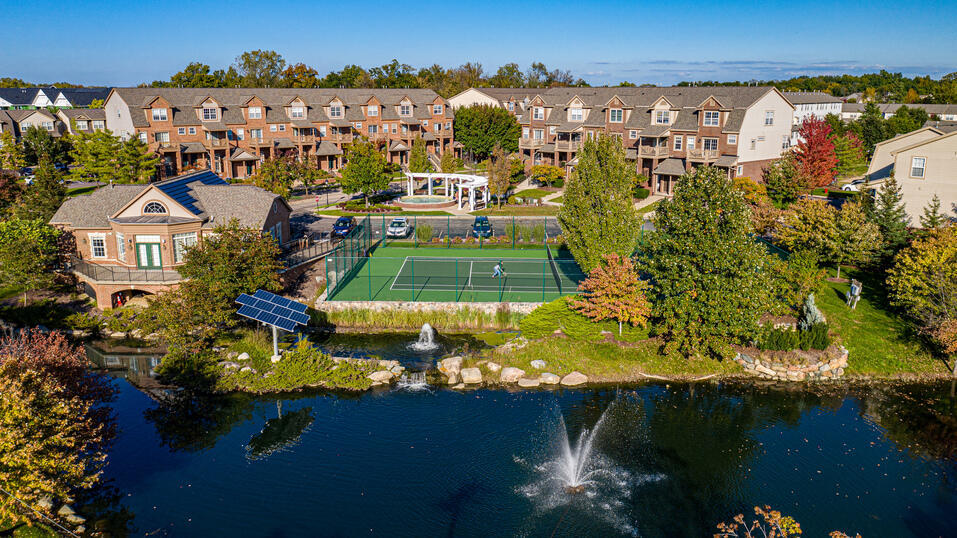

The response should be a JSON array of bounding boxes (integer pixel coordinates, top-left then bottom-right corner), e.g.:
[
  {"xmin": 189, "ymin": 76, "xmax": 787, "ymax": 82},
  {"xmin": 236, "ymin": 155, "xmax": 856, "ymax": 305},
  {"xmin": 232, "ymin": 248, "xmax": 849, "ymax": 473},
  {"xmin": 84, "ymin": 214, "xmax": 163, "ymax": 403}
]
[
  {"xmin": 70, "ymin": 257, "xmax": 182, "ymax": 284},
  {"xmin": 520, "ymin": 138, "xmax": 545, "ymax": 149},
  {"xmin": 555, "ymin": 140, "xmax": 581, "ymax": 152},
  {"xmin": 638, "ymin": 146, "xmax": 668, "ymax": 157},
  {"xmin": 688, "ymin": 148, "xmax": 719, "ymax": 160},
  {"xmin": 205, "ymin": 138, "xmax": 229, "ymax": 148},
  {"xmin": 154, "ymin": 141, "xmax": 178, "ymax": 152}
]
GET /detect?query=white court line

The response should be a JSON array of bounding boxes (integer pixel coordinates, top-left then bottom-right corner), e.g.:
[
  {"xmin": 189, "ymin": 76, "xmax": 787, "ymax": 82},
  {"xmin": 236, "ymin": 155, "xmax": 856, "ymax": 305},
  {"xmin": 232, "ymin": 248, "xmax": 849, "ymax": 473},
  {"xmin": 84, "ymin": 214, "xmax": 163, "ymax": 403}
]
[
  {"xmin": 466, "ymin": 261, "xmax": 473, "ymax": 288},
  {"xmin": 390, "ymin": 284, "xmax": 564, "ymax": 292},
  {"xmin": 389, "ymin": 256, "xmax": 410, "ymax": 291}
]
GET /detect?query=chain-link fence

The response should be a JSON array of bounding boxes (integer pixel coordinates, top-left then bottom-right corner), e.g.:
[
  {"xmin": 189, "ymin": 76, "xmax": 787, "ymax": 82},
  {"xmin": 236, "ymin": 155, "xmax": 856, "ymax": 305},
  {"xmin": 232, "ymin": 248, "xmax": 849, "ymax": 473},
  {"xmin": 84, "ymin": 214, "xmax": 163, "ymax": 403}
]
[{"xmin": 371, "ymin": 215, "xmax": 561, "ymax": 249}]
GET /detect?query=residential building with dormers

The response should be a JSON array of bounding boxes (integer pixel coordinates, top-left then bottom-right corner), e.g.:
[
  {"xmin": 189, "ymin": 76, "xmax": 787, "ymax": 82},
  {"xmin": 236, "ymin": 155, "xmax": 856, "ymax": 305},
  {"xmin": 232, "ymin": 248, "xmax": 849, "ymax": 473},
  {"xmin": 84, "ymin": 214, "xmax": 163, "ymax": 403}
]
[
  {"xmin": 102, "ymin": 88, "xmax": 456, "ymax": 180},
  {"xmin": 515, "ymin": 86, "xmax": 793, "ymax": 195}
]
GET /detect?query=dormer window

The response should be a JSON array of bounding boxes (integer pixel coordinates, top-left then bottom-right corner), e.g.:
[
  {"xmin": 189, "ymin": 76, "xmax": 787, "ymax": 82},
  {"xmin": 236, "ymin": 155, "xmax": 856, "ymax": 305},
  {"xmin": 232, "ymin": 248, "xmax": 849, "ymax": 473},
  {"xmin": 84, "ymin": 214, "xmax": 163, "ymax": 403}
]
[
  {"xmin": 329, "ymin": 104, "xmax": 342, "ymax": 118},
  {"xmin": 655, "ymin": 110, "xmax": 670, "ymax": 125},
  {"xmin": 290, "ymin": 106, "xmax": 305, "ymax": 119},
  {"xmin": 609, "ymin": 109, "xmax": 623, "ymax": 123},
  {"xmin": 152, "ymin": 108, "xmax": 168, "ymax": 121},
  {"xmin": 143, "ymin": 201, "xmax": 167, "ymax": 214},
  {"xmin": 400, "ymin": 104, "xmax": 412, "ymax": 116},
  {"xmin": 570, "ymin": 108, "xmax": 583, "ymax": 121},
  {"xmin": 533, "ymin": 107, "xmax": 544, "ymax": 120},
  {"xmin": 367, "ymin": 105, "xmax": 379, "ymax": 117},
  {"xmin": 703, "ymin": 111, "xmax": 720, "ymax": 127},
  {"xmin": 202, "ymin": 107, "xmax": 218, "ymax": 121},
  {"xmin": 248, "ymin": 106, "xmax": 262, "ymax": 119},
  {"xmin": 433, "ymin": 104, "xmax": 443, "ymax": 115}
]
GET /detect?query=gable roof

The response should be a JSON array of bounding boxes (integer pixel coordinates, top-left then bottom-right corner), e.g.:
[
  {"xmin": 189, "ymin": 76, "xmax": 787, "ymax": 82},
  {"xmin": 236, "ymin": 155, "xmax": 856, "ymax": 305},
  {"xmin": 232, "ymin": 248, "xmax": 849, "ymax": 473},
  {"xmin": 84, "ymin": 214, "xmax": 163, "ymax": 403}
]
[
  {"xmin": 49, "ymin": 184, "xmax": 148, "ymax": 228},
  {"xmin": 889, "ymin": 128, "xmax": 957, "ymax": 155},
  {"xmin": 783, "ymin": 91, "xmax": 843, "ymax": 105}
]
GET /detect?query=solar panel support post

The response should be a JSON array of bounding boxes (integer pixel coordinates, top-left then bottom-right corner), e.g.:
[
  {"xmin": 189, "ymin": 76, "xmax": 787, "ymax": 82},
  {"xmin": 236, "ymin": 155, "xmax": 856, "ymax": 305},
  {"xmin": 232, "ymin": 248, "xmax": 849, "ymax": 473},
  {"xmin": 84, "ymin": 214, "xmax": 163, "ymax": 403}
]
[{"xmin": 271, "ymin": 325, "xmax": 279, "ymax": 360}]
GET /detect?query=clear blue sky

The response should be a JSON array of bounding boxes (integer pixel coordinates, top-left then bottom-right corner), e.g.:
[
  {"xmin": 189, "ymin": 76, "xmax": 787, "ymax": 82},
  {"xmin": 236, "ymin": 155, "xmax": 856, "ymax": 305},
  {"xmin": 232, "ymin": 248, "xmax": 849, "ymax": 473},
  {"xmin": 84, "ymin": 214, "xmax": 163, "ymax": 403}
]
[{"xmin": 3, "ymin": 0, "xmax": 955, "ymax": 86}]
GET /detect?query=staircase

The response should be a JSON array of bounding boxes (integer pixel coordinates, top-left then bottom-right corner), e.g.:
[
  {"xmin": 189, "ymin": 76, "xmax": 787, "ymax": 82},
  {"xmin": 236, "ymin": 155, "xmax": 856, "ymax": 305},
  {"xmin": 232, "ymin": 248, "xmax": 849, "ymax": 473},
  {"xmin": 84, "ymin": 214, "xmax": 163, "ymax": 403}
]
[{"xmin": 428, "ymin": 152, "xmax": 442, "ymax": 171}]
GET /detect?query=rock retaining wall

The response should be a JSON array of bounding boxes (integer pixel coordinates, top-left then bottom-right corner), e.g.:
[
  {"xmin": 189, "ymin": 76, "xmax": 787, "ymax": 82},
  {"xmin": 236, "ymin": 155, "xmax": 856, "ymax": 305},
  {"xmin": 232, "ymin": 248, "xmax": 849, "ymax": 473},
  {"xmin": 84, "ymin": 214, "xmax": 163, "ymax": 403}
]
[
  {"xmin": 735, "ymin": 345, "xmax": 849, "ymax": 381},
  {"xmin": 316, "ymin": 299, "xmax": 541, "ymax": 316}
]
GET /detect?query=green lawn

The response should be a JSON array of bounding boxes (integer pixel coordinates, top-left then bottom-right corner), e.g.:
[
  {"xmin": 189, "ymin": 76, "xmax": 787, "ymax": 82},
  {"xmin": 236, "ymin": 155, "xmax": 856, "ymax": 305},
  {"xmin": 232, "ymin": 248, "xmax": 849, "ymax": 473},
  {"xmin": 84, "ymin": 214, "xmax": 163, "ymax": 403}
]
[
  {"xmin": 511, "ymin": 188, "xmax": 552, "ymax": 199},
  {"xmin": 636, "ymin": 200, "xmax": 660, "ymax": 217},
  {"xmin": 550, "ymin": 195, "xmax": 563, "ymax": 204},
  {"xmin": 816, "ymin": 269, "xmax": 947, "ymax": 376},
  {"xmin": 326, "ymin": 245, "xmax": 583, "ymax": 303},
  {"xmin": 0, "ymin": 518, "xmax": 56, "ymax": 538}
]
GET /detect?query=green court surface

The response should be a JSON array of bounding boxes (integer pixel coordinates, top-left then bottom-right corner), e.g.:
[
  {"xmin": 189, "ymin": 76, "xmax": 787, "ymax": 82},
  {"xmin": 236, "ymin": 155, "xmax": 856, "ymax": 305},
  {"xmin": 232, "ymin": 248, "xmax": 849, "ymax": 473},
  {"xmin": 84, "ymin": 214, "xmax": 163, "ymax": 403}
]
[{"xmin": 326, "ymin": 246, "xmax": 585, "ymax": 303}]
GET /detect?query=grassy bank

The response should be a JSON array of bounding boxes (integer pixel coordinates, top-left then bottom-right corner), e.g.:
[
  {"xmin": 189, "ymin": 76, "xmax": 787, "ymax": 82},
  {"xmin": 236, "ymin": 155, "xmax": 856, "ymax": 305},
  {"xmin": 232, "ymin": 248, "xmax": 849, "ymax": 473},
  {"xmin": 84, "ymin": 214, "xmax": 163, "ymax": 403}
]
[
  {"xmin": 816, "ymin": 270, "xmax": 947, "ymax": 376},
  {"xmin": 0, "ymin": 518, "xmax": 56, "ymax": 538},
  {"xmin": 317, "ymin": 209, "xmax": 452, "ymax": 217},
  {"xmin": 471, "ymin": 205, "xmax": 559, "ymax": 216}
]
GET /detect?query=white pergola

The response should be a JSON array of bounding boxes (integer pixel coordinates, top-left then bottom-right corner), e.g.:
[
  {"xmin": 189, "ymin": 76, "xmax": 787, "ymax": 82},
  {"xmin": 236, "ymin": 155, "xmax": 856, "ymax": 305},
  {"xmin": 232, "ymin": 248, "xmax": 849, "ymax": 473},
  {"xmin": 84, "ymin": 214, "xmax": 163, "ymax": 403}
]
[{"xmin": 403, "ymin": 172, "xmax": 490, "ymax": 211}]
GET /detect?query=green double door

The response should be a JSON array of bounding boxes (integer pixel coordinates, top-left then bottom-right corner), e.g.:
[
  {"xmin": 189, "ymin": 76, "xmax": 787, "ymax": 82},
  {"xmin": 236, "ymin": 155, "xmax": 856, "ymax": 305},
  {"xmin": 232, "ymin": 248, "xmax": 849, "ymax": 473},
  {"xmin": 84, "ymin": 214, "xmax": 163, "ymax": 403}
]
[{"xmin": 136, "ymin": 242, "xmax": 162, "ymax": 269}]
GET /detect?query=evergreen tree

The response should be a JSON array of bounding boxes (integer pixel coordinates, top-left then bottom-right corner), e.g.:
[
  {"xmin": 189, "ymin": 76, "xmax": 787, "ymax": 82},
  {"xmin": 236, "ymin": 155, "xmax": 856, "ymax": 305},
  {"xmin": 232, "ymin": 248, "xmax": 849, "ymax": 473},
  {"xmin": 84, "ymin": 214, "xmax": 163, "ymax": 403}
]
[
  {"xmin": 68, "ymin": 130, "xmax": 123, "ymax": 183},
  {"xmin": 20, "ymin": 125, "xmax": 69, "ymax": 165},
  {"xmin": 440, "ymin": 150, "xmax": 458, "ymax": 173},
  {"xmin": 870, "ymin": 174, "xmax": 911, "ymax": 262},
  {"xmin": 0, "ymin": 218, "xmax": 60, "ymax": 304},
  {"xmin": 13, "ymin": 156, "xmax": 65, "ymax": 222},
  {"xmin": 408, "ymin": 137, "xmax": 433, "ymax": 173},
  {"xmin": 832, "ymin": 133, "xmax": 866, "ymax": 178},
  {"xmin": 856, "ymin": 102, "xmax": 889, "ymax": 154},
  {"xmin": 116, "ymin": 136, "xmax": 159, "ymax": 183},
  {"xmin": 762, "ymin": 152, "xmax": 808, "ymax": 205},
  {"xmin": 557, "ymin": 135, "xmax": 640, "ymax": 272},
  {"xmin": 644, "ymin": 165, "xmax": 778, "ymax": 358},
  {"xmin": 919, "ymin": 194, "xmax": 947, "ymax": 230},
  {"xmin": 832, "ymin": 200, "xmax": 881, "ymax": 278}
]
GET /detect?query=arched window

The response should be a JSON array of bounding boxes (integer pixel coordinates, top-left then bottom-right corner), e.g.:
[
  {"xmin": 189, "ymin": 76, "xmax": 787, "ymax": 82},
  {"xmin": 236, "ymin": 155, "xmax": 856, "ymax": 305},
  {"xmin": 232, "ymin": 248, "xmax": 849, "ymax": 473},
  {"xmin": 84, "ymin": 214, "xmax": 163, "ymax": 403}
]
[{"xmin": 143, "ymin": 202, "xmax": 167, "ymax": 214}]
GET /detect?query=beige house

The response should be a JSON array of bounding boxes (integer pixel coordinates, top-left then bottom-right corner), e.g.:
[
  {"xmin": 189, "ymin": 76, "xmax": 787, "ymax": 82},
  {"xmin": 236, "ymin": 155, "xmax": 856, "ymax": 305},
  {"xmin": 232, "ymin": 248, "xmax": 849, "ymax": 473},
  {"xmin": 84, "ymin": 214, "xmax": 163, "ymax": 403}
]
[{"xmin": 867, "ymin": 127, "xmax": 957, "ymax": 224}]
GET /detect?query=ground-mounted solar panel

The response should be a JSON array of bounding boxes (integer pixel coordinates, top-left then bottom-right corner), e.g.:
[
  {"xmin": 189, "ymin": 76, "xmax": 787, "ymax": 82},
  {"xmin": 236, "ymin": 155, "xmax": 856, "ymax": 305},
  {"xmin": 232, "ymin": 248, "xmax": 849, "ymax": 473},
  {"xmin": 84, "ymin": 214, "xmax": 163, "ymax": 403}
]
[
  {"xmin": 236, "ymin": 294, "xmax": 256, "ymax": 306},
  {"xmin": 235, "ymin": 289, "xmax": 310, "ymax": 334},
  {"xmin": 289, "ymin": 311, "xmax": 310, "ymax": 325}
]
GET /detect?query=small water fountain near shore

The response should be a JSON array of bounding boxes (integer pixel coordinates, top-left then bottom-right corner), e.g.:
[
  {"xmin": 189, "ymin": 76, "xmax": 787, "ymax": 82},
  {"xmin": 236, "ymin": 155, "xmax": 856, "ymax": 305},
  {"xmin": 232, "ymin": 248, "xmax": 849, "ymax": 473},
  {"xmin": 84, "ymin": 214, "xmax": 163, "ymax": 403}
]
[
  {"xmin": 396, "ymin": 371, "xmax": 430, "ymax": 391},
  {"xmin": 408, "ymin": 323, "xmax": 439, "ymax": 352}
]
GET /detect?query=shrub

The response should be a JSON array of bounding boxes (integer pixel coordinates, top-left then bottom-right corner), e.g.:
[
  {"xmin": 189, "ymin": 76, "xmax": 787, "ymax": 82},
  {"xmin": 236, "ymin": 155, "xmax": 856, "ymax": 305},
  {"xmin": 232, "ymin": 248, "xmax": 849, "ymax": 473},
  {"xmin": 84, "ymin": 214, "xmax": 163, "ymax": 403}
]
[
  {"xmin": 415, "ymin": 223, "xmax": 433, "ymax": 243},
  {"xmin": 531, "ymin": 223, "xmax": 546, "ymax": 244},
  {"xmin": 757, "ymin": 323, "xmax": 830, "ymax": 351},
  {"xmin": 520, "ymin": 296, "xmax": 650, "ymax": 342},
  {"xmin": 634, "ymin": 187, "xmax": 650, "ymax": 200}
]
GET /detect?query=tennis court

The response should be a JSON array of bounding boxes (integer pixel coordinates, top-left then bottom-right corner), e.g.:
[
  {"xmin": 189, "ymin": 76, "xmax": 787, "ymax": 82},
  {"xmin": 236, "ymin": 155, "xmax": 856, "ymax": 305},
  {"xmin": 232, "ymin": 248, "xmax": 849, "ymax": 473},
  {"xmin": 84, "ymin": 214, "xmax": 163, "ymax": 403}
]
[{"xmin": 326, "ymin": 246, "xmax": 586, "ymax": 303}]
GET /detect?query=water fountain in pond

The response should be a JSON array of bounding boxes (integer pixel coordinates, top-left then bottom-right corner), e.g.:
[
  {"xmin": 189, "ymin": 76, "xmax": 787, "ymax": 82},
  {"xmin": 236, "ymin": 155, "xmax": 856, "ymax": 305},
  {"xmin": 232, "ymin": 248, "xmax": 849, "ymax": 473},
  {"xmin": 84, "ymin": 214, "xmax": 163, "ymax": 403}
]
[
  {"xmin": 396, "ymin": 371, "xmax": 429, "ymax": 391},
  {"xmin": 516, "ymin": 398, "xmax": 665, "ymax": 536},
  {"xmin": 408, "ymin": 323, "xmax": 439, "ymax": 352}
]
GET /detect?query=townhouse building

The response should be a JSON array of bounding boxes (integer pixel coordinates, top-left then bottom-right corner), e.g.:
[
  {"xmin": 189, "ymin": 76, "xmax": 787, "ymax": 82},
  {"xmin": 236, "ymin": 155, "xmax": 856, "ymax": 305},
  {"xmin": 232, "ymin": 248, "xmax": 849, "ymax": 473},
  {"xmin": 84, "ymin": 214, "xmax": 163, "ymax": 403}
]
[
  {"xmin": 57, "ymin": 108, "xmax": 107, "ymax": 135},
  {"xmin": 447, "ymin": 87, "xmax": 540, "ymax": 115},
  {"xmin": 103, "ymin": 88, "xmax": 456, "ymax": 180},
  {"xmin": 515, "ymin": 86, "xmax": 793, "ymax": 194},
  {"xmin": 50, "ymin": 170, "xmax": 292, "ymax": 307},
  {"xmin": 784, "ymin": 91, "xmax": 843, "ymax": 145},
  {"xmin": 0, "ymin": 87, "xmax": 110, "ymax": 109},
  {"xmin": 0, "ymin": 108, "xmax": 65, "ymax": 140},
  {"xmin": 866, "ymin": 126, "xmax": 957, "ymax": 224},
  {"xmin": 842, "ymin": 102, "xmax": 957, "ymax": 121}
]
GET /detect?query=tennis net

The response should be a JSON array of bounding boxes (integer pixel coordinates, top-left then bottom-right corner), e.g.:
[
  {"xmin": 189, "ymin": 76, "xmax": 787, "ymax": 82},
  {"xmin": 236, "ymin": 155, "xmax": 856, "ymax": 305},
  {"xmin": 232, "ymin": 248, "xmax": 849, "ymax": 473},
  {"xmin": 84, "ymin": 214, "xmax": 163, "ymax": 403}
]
[{"xmin": 545, "ymin": 244, "xmax": 563, "ymax": 294}]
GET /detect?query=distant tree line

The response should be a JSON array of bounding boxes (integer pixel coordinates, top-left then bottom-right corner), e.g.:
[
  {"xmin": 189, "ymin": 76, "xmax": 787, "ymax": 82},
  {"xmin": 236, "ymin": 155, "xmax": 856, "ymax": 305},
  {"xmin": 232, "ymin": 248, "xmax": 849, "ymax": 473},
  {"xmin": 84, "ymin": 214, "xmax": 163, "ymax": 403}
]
[
  {"xmin": 141, "ymin": 50, "xmax": 589, "ymax": 97},
  {"xmin": 678, "ymin": 69, "xmax": 957, "ymax": 104}
]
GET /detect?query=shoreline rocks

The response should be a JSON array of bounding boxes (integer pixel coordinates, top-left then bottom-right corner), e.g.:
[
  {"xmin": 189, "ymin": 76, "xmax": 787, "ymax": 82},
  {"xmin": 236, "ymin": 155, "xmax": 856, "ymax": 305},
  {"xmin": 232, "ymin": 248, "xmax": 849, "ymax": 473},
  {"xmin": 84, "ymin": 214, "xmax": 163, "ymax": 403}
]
[
  {"xmin": 461, "ymin": 367, "xmax": 483, "ymax": 384},
  {"xmin": 560, "ymin": 371, "xmax": 588, "ymax": 386},
  {"xmin": 540, "ymin": 372, "xmax": 560, "ymax": 385},
  {"xmin": 735, "ymin": 345, "xmax": 849, "ymax": 382},
  {"xmin": 500, "ymin": 367, "xmax": 525, "ymax": 383}
]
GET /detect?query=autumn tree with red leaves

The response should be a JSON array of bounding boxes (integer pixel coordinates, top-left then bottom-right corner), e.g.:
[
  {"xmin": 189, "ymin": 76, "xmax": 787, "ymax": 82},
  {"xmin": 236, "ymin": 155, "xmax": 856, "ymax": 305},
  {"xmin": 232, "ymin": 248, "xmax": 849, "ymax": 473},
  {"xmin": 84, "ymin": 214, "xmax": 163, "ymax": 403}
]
[
  {"xmin": 571, "ymin": 253, "xmax": 651, "ymax": 335},
  {"xmin": 794, "ymin": 116, "xmax": 838, "ymax": 188}
]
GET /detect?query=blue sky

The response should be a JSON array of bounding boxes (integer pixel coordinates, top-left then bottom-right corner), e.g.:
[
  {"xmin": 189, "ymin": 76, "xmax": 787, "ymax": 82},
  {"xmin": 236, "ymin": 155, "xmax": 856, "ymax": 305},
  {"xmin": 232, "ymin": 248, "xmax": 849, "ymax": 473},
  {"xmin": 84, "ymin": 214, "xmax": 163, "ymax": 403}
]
[{"xmin": 3, "ymin": 0, "xmax": 955, "ymax": 86}]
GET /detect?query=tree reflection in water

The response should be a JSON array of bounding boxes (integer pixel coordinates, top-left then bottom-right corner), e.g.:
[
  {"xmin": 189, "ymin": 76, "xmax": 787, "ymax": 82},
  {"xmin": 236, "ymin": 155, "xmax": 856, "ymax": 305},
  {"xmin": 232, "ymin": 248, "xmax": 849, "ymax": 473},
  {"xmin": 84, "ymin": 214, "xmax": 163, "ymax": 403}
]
[{"xmin": 246, "ymin": 403, "xmax": 315, "ymax": 460}]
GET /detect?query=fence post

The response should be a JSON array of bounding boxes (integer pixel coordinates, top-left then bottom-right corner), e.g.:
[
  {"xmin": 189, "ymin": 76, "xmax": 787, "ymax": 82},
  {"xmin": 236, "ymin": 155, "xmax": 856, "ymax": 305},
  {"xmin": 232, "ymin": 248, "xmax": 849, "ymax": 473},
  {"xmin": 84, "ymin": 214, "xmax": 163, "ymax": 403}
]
[
  {"xmin": 455, "ymin": 259, "xmax": 458, "ymax": 302},
  {"xmin": 410, "ymin": 256, "xmax": 415, "ymax": 302},
  {"xmin": 414, "ymin": 215, "xmax": 418, "ymax": 248},
  {"xmin": 367, "ymin": 256, "xmax": 372, "ymax": 301},
  {"xmin": 447, "ymin": 215, "xmax": 450, "ymax": 248},
  {"xmin": 325, "ymin": 256, "xmax": 329, "ymax": 298}
]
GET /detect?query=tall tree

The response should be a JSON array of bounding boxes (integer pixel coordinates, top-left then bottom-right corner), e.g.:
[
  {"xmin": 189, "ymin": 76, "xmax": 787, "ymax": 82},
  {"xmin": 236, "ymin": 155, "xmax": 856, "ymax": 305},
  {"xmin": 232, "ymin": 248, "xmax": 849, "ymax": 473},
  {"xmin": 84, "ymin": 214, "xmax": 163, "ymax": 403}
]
[
  {"xmin": 855, "ymin": 102, "xmax": 889, "ymax": 154},
  {"xmin": 0, "ymin": 331, "xmax": 116, "ymax": 528},
  {"xmin": 323, "ymin": 65, "xmax": 373, "ymax": 88},
  {"xmin": 0, "ymin": 170, "xmax": 22, "ymax": 214},
  {"xmin": 369, "ymin": 59, "xmax": 418, "ymax": 89},
  {"xmin": 761, "ymin": 152, "xmax": 808, "ymax": 205},
  {"xmin": 280, "ymin": 63, "xmax": 322, "ymax": 88},
  {"xmin": 489, "ymin": 63, "xmax": 526, "ymax": 87},
  {"xmin": 250, "ymin": 156, "xmax": 296, "ymax": 197},
  {"xmin": 793, "ymin": 116, "xmax": 837, "ymax": 187},
  {"xmin": 68, "ymin": 130, "xmax": 123, "ymax": 183},
  {"xmin": 920, "ymin": 194, "xmax": 947, "ymax": 230},
  {"xmin": 167, "ymin": 62, "xmax": 225, "ymax": 87},
  {"xmin": 776, "ymin": 198, "xmax": 839, "ymax": 261},
  {"xmin": 452, "ymin": 104, "xmax": 520, "ymax": 161},
  {"xmin": 557, "ymin": 135, "xmax": 640, "ymax": 272},
  {"xmin": 0, "ymin": 218, "xmax": 60, "ymax": 304},
  {"xmin": 487, "ymin": 145, "xmax": 510, "ymax": 208},
  {"xmin": 572, "ymin": 253, "xmax": 651, "ymax": 335},
  {"xmin": 13, "ymin": 157, "xmax": 65, "ymax": 222},
  {"xmin": 832, "ymin": 133, "xmax": 866, "ymax": 178},
  {"xmin": 0, "ymin": 131, "xmax": 25, "ymax": 171},
  {"xmin": 233, "ymin": 49, "xmax": 286, "ymax": 87},
  {"xmin": 408, "ymin": 137, "xmax": 433, "ymax": 173},
  {"xmin": 644, "ymin": 165, "xmax": 778, "ymax": 358},
  {"xmin": 339, "ymin": 139, "xmax": 390, "ymax": 206},
  {"xmin": 440, "ymin": 150, "xmax": 458, "ymax": 173},
  {"xmin": 869, "ymin": 174, "xmax": 911, "ymax": 263},
  {"xmin": 116, "ymin": 136, "xmax": 159, "ymax": 183},
  {"xmin": 21, "ymin": 125, "xmax": 69, "ymax": 165},
  {"xmin": 831, "ymin": 201, "xmax": 881, "ymax": 278}
]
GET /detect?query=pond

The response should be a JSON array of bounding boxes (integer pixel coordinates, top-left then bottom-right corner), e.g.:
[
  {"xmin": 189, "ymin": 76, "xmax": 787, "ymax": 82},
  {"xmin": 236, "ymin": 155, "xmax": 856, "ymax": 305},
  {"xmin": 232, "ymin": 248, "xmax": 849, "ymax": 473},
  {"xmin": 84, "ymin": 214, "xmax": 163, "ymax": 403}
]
[{"xmin": 86, "ymin": 352, "xmax": 957, "ymax": 537}]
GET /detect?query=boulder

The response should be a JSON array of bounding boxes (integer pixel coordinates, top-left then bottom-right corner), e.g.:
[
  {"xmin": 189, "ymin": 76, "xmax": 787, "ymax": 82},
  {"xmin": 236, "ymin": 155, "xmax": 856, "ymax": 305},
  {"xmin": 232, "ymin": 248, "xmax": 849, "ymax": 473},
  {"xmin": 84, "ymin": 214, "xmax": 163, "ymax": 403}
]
[
  {"xmin": 518, "ymin": 377, "xmax": 540, "ymax": 388},
  {"xmin": 500, "ymin": 367, "xmax": 525, "ymax": 383},
  {"xmin": 65, "ymin": 514, "xmax": 86, "ymax": 525},
  {"xmin": 270, "ymin": 355, "xmax": 282, "ymax": 364},
  {"xmin": 236, "ymin": 352, "xmax": 250, "ymax": 361},
  {"xmin": 227, "ymin": 351, "xmax": 238, "ymax": 359},
  {"xmin": 452, "ymin": 383, "xmax": 466, "ymax": 390},
  {"xmin": 220, "ymin": 361, "xmax": 241, "ymax": 370},
  {"xmin": 390, "ymin": 365, "xmax": 405, "ymax": 375},
  {"xmin": 240, "ymin": 366, "xmax": 257, "ymax": 374},
  {"xmin": 75, "ymin": 526, "xmax": 86, "ymax": 535},
  {"xmin": 560, "ymin": 371, "xmax": 588, "ymax": 386},
  {"xmin": 368, "ymin": 371, "xmax": 395, "ymax": 383},
  {"xmin": 57, "ymin": 505, "xmax": 75, "ymax": 517},
  {"xmin": 37, "ymin": 496, "xmax": 53, "ymax": 512},
  {"xmin": 446, "ymin": 372, "xmax": 459, "ymax": 384},
  {"xmin": 540, "ymin": 372, "xmax": 560, "ymax": 385},
  {"xmin": 461, "ymin": 368, "xmax": 483, "ymax": 384},
  {"xmin": 439, "ymin": 356, "xmax": 463, "ymax": 376},
  {"xmin": 530, "ymin": 360, "xmax": 546, "ymax": 370},
  {"xmin": 486, "ymin": 361, "xmax": 502, "ymax": 373}
]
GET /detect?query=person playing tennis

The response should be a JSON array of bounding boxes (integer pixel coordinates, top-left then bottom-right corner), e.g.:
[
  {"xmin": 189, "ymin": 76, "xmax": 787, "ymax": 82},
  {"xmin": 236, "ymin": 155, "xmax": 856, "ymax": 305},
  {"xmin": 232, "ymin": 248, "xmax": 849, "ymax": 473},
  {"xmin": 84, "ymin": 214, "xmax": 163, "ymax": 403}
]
[{"xmin": 491, "ymin": 260, "xmax": 506, "ymax": 278}]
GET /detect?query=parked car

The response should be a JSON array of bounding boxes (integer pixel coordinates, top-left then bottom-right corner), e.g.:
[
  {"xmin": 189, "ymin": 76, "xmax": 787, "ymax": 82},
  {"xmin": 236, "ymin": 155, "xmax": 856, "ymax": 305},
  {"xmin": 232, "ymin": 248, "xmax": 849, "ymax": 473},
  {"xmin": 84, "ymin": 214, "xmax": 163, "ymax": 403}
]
[
  {"xmin": 471, "ymin": 216, "xmax": 493, "ymax": 238},
  {"xmin": 54, "ymin": 162, "xmax": 69, "ymax": 172},
  {"xmin": 386, "ymin": 217, "xmax": 411, "ymax": 238},
  {"xmin": 332, "ymin": 216, "xmax": 356, "ymax": 238},
  {"xmin": 842, "ymin": 179, "xmax": 866, "ymax": 192}
]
